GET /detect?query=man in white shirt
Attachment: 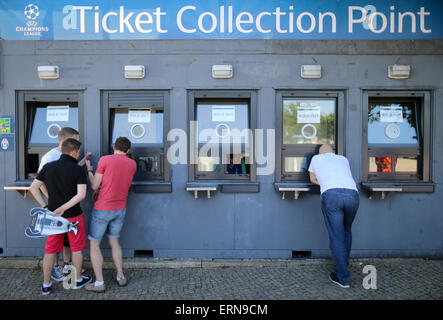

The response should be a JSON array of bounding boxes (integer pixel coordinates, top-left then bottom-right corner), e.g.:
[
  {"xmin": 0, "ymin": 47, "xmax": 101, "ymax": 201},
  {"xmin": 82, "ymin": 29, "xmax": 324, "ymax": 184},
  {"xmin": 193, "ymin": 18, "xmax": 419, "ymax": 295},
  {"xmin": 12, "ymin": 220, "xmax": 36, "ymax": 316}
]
[
  {"xmin": 308, "ymin": 144, "xmax": 359, "ymax": 288},
  {"xmin": 37, "ymin": 127, "xmax": 92, "ymax": 282}
]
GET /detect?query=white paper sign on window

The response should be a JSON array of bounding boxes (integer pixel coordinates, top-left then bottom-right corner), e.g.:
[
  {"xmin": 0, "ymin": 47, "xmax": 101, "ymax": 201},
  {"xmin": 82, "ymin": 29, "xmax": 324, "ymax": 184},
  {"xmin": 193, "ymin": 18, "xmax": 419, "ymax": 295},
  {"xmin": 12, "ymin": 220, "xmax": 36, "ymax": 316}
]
[
  {"xmin": 212, "ymin": 106, "xmax": 236, "ymax": 122},
  {"xmin": 46, "ymin": 106, "xmax": 69, "ymax": 122},
  {"xmin": 380, "ymin": 106, "xmax": 403, "ymax": 123},
  {"xmin": 297, "ymin": 106, "xmax": 320, "ymax": 124},
  {"xmin": 128, "ymin": 109, "xmax": 151, "ymax": 123}
]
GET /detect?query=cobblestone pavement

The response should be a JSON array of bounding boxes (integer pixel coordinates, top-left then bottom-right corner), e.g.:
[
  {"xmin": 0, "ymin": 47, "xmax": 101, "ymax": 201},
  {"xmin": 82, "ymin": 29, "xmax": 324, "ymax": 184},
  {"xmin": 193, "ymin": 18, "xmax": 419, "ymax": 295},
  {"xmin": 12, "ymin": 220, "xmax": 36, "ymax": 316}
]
[{"xmin": 0, "ymin": 258, "xmax": 441, "ymax": 300}]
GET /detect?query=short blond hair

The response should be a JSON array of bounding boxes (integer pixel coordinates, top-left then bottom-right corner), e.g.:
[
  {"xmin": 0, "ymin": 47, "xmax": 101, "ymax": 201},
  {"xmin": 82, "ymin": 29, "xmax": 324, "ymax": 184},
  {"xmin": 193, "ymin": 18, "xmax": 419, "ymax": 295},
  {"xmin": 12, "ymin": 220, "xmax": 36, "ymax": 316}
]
[{"xmin": 58, "ymin": 127, "xmax": 79, "ymax": 142}]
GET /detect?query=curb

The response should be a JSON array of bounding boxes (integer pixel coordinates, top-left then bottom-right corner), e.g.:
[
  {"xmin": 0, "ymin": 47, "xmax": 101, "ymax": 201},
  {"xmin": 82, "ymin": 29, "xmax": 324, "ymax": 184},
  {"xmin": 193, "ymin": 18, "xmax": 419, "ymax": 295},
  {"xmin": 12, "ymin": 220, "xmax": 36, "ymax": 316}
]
[{"xmin": 0, "ymin": 257, "xmax": 436, "ymax": 270}]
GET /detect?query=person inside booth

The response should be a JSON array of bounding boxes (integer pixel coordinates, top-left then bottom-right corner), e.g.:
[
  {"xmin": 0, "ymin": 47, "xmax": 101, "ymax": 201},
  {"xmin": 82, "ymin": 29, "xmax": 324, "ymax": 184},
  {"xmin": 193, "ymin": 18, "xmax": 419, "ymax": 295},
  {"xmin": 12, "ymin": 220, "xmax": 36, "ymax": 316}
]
[{"xmin": 227, "ymin": 154, "xmax": 248, "ymax": 175}]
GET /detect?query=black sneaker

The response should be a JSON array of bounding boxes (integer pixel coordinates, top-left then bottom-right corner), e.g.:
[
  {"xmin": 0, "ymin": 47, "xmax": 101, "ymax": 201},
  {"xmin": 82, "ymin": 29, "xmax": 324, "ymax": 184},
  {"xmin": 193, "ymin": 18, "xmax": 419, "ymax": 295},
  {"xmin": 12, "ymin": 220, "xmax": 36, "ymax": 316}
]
[
  {"xmin": 73, "ymin": 275, "xmax": 92, "ymax": 289},
  {"xmin": 329, "ymin": 272, "xmax": 350, "ymax": 288},
  {"xmin": 41, "ymin": 284, "xmax": 52, "ymax": 296}
]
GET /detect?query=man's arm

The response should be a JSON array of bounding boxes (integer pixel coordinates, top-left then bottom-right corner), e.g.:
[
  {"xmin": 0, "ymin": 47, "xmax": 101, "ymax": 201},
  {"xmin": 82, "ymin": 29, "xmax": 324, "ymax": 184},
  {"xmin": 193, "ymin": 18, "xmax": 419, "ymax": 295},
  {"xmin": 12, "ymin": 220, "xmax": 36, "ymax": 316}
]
[
  {"xmin": 89, "ymin": 172, "xmax": 103, "ymax": 191},
  {"xmin": 39, "ymin": 183, "xmax": 49, "ymax": 198},
  {"xmin": 29, "ymin": 179, "xmax": 47, "ymax": 208},
  {"xmin": 86, "ymin": 159, "xmax": 103, "ymax": 191},
  {"xmin": 37, "ymin": 156, "xmax": 49, "ymax": 198},
  {"xmin": 307, "ymin": 155, "xmax": 319, "ymax": 185},
  {"xmin": 53, "ymin": 184, "xmax": 87, "ymax": 216},
  {"xmin": 77, "ymin": 152, "xmax": 93, "ymax": 167},
  {"xmin": 309, "ymin": 172, "xmax": 319, "ymax": 185}
]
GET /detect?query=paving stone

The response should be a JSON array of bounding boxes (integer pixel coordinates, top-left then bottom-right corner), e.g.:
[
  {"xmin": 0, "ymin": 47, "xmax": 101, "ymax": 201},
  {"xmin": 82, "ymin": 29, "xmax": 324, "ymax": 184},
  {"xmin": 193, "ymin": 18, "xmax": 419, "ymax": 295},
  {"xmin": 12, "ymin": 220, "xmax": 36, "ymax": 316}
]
[{"xmin": 0, "ymin": 258, "xmax": 441, "ymax": 299}]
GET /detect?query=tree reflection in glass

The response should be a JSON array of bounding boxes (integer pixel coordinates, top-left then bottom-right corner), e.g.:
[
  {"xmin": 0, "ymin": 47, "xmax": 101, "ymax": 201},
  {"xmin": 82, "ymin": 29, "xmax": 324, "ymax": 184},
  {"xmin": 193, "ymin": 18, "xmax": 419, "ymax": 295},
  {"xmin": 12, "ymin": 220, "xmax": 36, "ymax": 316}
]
[{"xmin": 283, "ymin": 99, "xmax": 335, "ymax": 145}]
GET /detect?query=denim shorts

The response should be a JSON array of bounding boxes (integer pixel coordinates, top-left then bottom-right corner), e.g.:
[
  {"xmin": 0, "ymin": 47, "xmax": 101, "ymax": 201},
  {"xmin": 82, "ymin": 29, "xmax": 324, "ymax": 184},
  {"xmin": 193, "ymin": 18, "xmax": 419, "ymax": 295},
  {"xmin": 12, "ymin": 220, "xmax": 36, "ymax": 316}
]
[{"xmin": 88, "ymin": 208, "xmax": 126, "ymax": 242}]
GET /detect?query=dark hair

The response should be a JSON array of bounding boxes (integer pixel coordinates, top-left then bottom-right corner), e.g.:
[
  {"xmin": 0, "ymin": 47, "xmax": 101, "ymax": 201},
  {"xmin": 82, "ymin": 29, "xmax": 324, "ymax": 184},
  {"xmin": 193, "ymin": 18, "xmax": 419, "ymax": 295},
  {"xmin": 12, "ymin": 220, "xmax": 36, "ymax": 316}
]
[
  {"xmin": 61, "ymin": 138, "xmax": 82, "ymax": 154},
  {"xmin": 114, "ymin": 137, "xmax": 131, "ymax": 153},
  {"xmin": 58, "ymin": 127, "xmax": 79, "ymax": 141}
]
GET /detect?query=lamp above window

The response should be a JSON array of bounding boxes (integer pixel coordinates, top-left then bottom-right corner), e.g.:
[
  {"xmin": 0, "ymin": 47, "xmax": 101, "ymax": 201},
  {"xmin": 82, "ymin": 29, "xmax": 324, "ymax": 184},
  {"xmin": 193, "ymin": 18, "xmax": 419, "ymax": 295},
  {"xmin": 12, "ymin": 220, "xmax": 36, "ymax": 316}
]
[
  {"xmin": 212, "ymin": 65, "xmax": 233, "ymax": 79},
  {"xmin": 124, "ymin": 65, "xmax": 145, "ymax": 79},
  {"xmin": 301, "ymin": 65, "xmax": 322, "ymax": 79},
  {"xmin": 37, "ymin": 66, "xmax": 59, "ymax": 80},
  {"xmin": 388, "ymin": 65, "xmax": 411, "ymax": 79}
]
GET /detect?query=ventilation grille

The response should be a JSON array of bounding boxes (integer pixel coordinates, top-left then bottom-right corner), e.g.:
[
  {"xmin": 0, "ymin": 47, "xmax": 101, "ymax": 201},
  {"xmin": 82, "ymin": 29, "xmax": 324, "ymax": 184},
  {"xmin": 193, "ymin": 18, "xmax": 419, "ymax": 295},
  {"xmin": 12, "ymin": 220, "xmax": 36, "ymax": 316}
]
[
  {"xmin": 292, "ymin": 251, "xmax": 312, "ymax": 259},
  {"xmin": 108, "ymin": 93, "xmax": 164, "ymax": 108},
  {"xmin": 134, "ymin": 250, "xmax": 154, "ymax": 258}
]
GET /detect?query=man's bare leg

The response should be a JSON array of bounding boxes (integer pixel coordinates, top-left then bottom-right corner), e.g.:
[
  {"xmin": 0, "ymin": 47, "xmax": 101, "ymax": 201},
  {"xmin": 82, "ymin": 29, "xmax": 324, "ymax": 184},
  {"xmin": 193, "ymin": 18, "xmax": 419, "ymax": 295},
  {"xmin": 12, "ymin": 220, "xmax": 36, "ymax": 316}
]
[
  {"xmin": 109, "ymin": 237, "xmax": 124, "ymax": 279},
  {"xmin": 90, "ymin": 240, "xmax": 104, "ymax": 282},
  {"xmin": 71, "ymin": 251, "xmax": 83, "ymax": 281},
  {"xmin": 43, "ymin": 253, "xmax": 57, "ymax": 285},
  {"xmin": 63, "ymin": 246, "xmax": 71, "ymax": 264}
]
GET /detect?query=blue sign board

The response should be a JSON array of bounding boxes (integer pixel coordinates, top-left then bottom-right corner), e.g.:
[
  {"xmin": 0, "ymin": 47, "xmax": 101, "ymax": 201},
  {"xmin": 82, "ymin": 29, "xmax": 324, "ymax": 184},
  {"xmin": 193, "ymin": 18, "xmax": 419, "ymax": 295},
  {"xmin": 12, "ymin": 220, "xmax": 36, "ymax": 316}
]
[
  {"xmin": 0, "ymin": 0, "xmax": 442, "ymax": 40},
  {"xmin": 0, "ymin": 116, "xmax": 15, "ymax": 152}
]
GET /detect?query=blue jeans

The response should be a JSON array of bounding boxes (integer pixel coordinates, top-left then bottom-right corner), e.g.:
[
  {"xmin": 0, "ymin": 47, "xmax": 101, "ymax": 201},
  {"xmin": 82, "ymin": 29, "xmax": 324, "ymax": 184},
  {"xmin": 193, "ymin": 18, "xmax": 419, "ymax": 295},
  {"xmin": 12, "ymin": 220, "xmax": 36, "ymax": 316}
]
[
  {"xmin": 88, "ymin": 208, "xmax": 126, "ymax": 242},
  {"xmin": 321, "ymin": 188, "xmax": 360, "ymax": 285}
]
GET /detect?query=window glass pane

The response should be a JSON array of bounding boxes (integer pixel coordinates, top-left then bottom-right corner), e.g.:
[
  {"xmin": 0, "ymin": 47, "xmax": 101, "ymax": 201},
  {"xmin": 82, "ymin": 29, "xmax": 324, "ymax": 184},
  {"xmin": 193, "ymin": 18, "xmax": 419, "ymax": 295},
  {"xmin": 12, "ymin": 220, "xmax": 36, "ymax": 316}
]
[
  {"xmin": 196, "ymin": 103, "xmax": 249, "ymax": 144},
  {"xmin": 29, "ymin": 105, "xmax": 78, "ymax": 146},
  {"xmin": 395, "ymin": 157, "xmax": 418, "ymax": 173},
  {"xmin": 369, "ymin": 157, "xmax": 394, "ymax": 173},
  {"xmin": 226, "ymin": 153, "xmax": 250, "ymax": 175},
  {"xmin": 135, "ymin": 155, "xmax": 161, "ymax": 174},
  {"xmin": 284, "ymin": 157, "xmax": 308, "ymax": 173},
  {"xmin": 368, "ymin": 101, "xmax": 419, "ymax": 146},
  {"xmin": 111, "ymin": 108, "xmax": 163, "ymax": 145},
  {"xmin": 198, "ymin": 156, "xmax": 221, "ymax": 172},
  {"xmin": 283, "ymin": 99, "xmax": 335, "ymax": 145},
  {"xmin": 369, "ymin": 156, "xmax": 418, "ymax": 174}
]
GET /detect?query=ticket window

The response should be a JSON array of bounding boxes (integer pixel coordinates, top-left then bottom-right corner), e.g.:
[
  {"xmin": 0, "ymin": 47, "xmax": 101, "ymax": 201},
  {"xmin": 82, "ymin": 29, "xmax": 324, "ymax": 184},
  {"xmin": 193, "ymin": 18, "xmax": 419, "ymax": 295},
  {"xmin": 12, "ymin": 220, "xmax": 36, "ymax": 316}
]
[
  {"xmin": 365, "ymin": 97, "xmax": 425, "ymax": 181},
  {"xmin": 110, "ymin": 108, "xmax": 164, "ymax": 181},
  {"xmin": 277, "ymin": 91, "xmax": 343, "ymax": 182},
  {"xmin": 103, "ymin": 91, "xmax": 170, "ymax": 182},
  {"xmin": 194, "ymin": 101, "xmax": 252, "ymax": 180},
  {"xmin": 17, "ymin": 92, "xmax": 82, "ymax": 181}
]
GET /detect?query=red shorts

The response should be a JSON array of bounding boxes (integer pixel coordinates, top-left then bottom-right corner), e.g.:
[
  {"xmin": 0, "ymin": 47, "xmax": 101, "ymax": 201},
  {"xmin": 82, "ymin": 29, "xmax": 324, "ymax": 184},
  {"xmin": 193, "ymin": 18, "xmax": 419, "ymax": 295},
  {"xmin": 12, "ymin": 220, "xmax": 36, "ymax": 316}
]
[{"xmin": 45, "ymin": 214, "xmax": 86, "ymax": 254}]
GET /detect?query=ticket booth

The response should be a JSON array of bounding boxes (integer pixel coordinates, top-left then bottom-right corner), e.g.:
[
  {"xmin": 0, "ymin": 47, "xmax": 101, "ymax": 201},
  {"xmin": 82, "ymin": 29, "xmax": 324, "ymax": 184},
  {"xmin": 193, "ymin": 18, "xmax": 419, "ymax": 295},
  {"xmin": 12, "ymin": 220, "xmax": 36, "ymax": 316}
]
[
  {"xmin": 186, "ymin": 90, "xmax": 258, "ymax": 197},
  {"xmin": 361, "ymin": 91, "xmax": 434, "ymax": 199},
  {"xmin": 101, "ymin": 91, "xmax": 171, "ymax": 193},
  {"xmin": 17, "ymin": 92, "xmax": 83, "ymax": 181},
  {"xmin": 274, "ymin": 91, "xmax": 344, "ymax": 199},
  {"xmin": 0, "ymin": 1, "xmax": 442, "ymax": 260},
  {"xmin": 195, "ymin": 101, "xmax": 251, "ymax": 178}
]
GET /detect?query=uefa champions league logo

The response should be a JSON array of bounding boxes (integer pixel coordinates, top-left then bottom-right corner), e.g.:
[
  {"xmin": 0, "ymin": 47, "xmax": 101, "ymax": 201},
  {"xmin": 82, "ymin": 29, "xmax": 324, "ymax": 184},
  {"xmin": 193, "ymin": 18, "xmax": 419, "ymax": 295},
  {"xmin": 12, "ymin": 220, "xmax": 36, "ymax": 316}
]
[
  {"xmin": 24, "ymin": 4, "xmax": 39, "ymax": 27},
  {"xmin": 1, "ymin": 138, "xmax": 9, "ymax": 151},
  {"xmin": 24, "ymin": 4, "xmax": 40, "ymax": 20},
  {"xmin": 16, "ymin": 3, "xmax": 48, "ymax": 35}
]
